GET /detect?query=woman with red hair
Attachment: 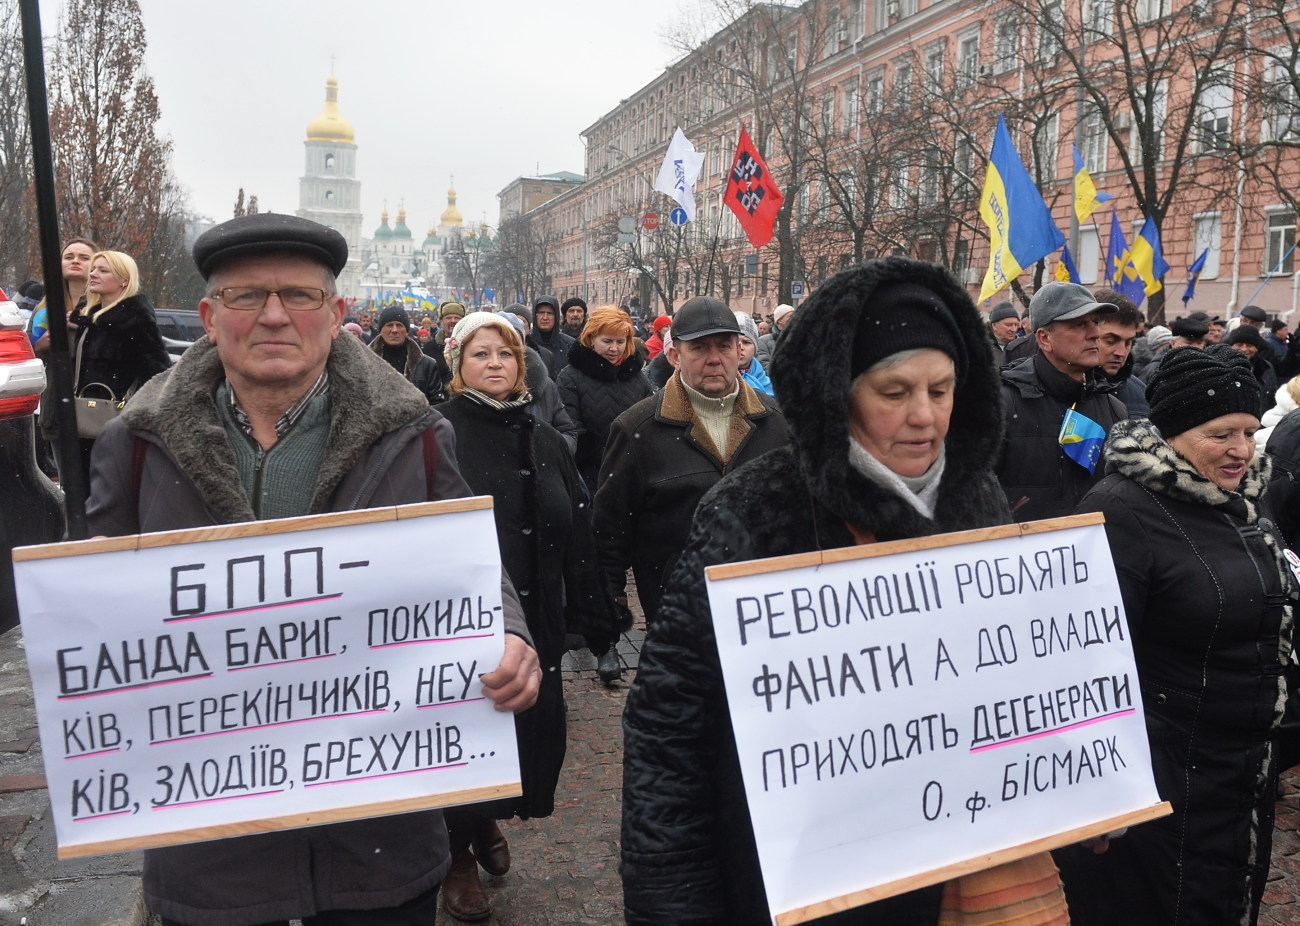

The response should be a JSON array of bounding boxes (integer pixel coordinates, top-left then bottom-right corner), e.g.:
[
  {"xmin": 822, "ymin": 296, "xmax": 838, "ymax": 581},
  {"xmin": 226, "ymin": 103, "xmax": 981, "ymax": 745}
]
[{"xmin": 556, "ymin": 305, "xmax": 651, "ymax": 683}]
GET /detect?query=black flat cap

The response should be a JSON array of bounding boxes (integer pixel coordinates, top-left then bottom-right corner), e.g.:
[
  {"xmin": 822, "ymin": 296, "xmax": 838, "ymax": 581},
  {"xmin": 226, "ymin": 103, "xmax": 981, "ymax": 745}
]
[
  {"xmin": 1241, "ymin": 304, "xmax": 1269, "ymax": 322},
  {"xmin": 193, "ymin": 213, "xmax": 348, "ymax": 280},
  {"xmin": 672, "ymin": 296, "xmax": 740, "ymax": 341}
]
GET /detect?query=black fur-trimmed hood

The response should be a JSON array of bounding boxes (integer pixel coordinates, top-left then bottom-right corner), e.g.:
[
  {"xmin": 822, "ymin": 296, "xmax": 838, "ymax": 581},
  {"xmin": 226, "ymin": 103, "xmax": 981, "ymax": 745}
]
[
  {"xmin": 566, "ymin": 341, "xmax": 645, "ymax": 382},
  {"xmin": 120, "ymin": 332, "xmax": 431, "ymax": 523},
  {"xmin": 764, "ymin": 257, "xmax": 1009, "ymax": 540}
]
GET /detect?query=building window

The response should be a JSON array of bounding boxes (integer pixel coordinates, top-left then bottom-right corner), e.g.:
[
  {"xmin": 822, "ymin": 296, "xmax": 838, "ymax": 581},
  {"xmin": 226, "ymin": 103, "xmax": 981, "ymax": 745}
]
[
  {"xmin": 890, "ymin": 156, "xmax": 909, "ymax": 209},
  {"xmin": 1193, "ymin": 213, "xmax": 1222, "ymax": 279},
  {"xmin": 1135, "ymin": 0, "xmax": 1170, "ymax": 22},
  {"xmin": 1078, "ymin": 226, "xmax": 1101, "ymax": 284},
  {"xmin": 958, "ymin": 34, "xmax": 980, "ymax": 88},
  {"xmin": 1034, "ymin": 115, "xmax": 1059, "ymax": 182},
  {"xmin": 1196, "ymin": 83, "xmax": 1233, "ymax": 152},
  {"xmin": 1080, "ymin": 107, "xmax": 1107, "ymax": 172},
  {"xmin": 894, "ymin": 61, "xmax": 913, "ymax": 107},
  {"xmin": 1263, "ymin": 56, "xmax": 1300, "ymax": 142},
  {"xmin": 1265, "ymin": 211, "xmax": 1296, "ymax": 275},
  {"xmin": 921, "ymin": 146, "xmax": 941, "ymax": 205},
  {"xmin": 866, "ymin": 72, "xmax": 884, "ymax": 114},
  {"xmin": 324, "ymin": 190, "xmax": 334, "ymax": 202},
  {"xmin": 995, "ymin": 19, "xmax": 1018, "ymax": 73},
  {"xmin": 926, "ymin": 46, "xmax": 945, "ymax": 92},
  {"xmin": 821, "ymin": 91, "xmax": 835, "ymax": 135},
  {"xmin": 955, "ymin": 137, "xmax": 978, "ymax": 196},
  {"xmin": 325, "ymin": 153, "xmax": 335, "ymax": 172},
  {"xmin": 1039, "ymin": 5, "xmax": 1063, "ymax": 62}
]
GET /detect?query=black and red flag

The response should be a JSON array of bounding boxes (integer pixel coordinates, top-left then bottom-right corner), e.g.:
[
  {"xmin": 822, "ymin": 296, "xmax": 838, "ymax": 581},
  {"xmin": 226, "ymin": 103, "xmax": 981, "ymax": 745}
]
[{"xmin": 724, "ymin": 126, "xmax": 784, "ymax": 248}]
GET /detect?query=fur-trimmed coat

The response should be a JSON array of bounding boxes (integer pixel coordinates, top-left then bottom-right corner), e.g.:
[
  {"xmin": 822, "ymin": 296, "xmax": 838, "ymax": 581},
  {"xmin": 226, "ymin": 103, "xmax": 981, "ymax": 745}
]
[
  {"xmin": 1054, "ymin": 418, "xmax": 1296, "ymax": 926},
  {"xmin": 592, "ymin": 370, "xmax": 788, "ymax": 626},
  {"xmin": 86, "ymin": 332, "xmax": 531, "ymax": 926},
  {"xmin": 621, "ymin": 257, "xmax": 1009, "ymax": 926},
  {"xmin": 369, "ymin": 333, "xmax": 447, "ymax": 404},
  {"xmin": 71, "ymin": 293, "xmax": 171, "ymax": 400},
  {"xmin": 556, "ymin": 342, "xmax": 653, "ymax": 489}
]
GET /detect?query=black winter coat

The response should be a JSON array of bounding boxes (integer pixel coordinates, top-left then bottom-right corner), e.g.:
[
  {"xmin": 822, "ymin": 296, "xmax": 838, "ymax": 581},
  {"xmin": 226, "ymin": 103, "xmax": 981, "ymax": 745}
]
[
  {"xmin": 437, "ymin": 395, "xmax": 615, "ymax": 818},
  {"xmin": 530, "ymin": 326, "xmax": 576, "ymax": 380},
  {"xmin": 621, "ymin": 257, "xmax": 1010, "ymax": 926},
  {"xmin": 370, "ymin": 336, "xmax": 447, "ymax": 404},
  {"xmin": 1054, "ymin": 419, "xmax": 1296, "ymax": 926},
  {"xmin": 997, "ymin": 353, "xmax": 1128, "ymax": 521},
  {"xmin": 557, "ymin": 343, "xmax": 653, "ymax": 489},
  {"xmin": 72, "ymin": 294, "xmax": 171, "ymax": 400},
  {"xmin": 592, "ymin": 372, "xmax": 789, "ymax": 625},
  {"xmin": 1266, "ymin": 408, "xmax": 1300, "ymax": 547}
]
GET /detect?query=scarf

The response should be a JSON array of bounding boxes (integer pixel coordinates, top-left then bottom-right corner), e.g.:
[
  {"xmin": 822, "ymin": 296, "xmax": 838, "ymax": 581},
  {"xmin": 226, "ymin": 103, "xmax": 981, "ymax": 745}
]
[{"xmin": 848, "ymin": 439, "xmax": 946, "ymax": 519}]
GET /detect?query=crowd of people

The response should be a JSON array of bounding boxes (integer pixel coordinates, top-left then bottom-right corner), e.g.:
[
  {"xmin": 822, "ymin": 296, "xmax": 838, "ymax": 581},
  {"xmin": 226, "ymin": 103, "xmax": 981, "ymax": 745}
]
[{"xmin": 14, "ymin": 210, "xmax": 1300, "ymax": 926}]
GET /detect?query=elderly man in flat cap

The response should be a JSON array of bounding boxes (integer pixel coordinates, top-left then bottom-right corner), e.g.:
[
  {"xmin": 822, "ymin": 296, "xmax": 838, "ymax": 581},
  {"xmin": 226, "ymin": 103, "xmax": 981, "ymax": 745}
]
[{"xmin": 85, "ymin": 212, "xmax": 540, "ymax": 926}]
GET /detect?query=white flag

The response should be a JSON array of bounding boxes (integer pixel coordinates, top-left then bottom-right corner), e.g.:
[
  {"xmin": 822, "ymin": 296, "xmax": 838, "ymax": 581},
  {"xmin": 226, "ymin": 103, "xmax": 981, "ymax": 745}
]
[{"xmin": 652, "ymin": 128, "xmax": 706, "ymax": 222}]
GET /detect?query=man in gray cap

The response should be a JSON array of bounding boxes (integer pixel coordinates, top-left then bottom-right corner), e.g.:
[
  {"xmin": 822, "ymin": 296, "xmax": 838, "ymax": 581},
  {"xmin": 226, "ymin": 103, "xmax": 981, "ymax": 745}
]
[
  {"xmin": 997, "ymin": 281, "xmax": 1128, "ymax": 520},
  {"xmin": 592, "ymin": 296, "xmax": 790, "ymax": 628},
  {"xmin": 987, "ymin": 300, "xmax": 1023, "ymax": 361},
  {"xmin": 84, "ymin": 212, "xmax": 541, "ymax": 926}
]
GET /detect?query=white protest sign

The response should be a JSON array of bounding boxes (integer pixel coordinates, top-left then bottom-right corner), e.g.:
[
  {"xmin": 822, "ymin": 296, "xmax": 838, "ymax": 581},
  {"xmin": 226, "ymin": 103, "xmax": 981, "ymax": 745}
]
[
  {"xmin": 14, "ymin": 498, "xmax": 520, "ymax": 859},
  {"xmin": 705, "ymin": 515, "xmax": 1168, "ymax": 926}
]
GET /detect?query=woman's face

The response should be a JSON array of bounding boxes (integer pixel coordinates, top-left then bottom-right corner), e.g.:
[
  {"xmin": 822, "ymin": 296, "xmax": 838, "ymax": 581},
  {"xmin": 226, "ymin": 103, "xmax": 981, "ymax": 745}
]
[
  {"xmin": 62, "ymin": 243, "xmax": 94, "ymax": 283},
  {"xmin": 738, "ymin": 335, "xmax": 756, "ymax": 368},
  {"xmin": 461, "ymin": 328, "xmax": 519, "ymax": 401},
  {"xmin": 1167, "ymin": 412, "xmax": 1258, "ymax": 491},
  {"xmin": 848, "ymin": 349, "xmax": 955, "ymax": 478},
  {"xmin": 595, "ymin": 334, "xmax": 627, "ymax": 364},
  {"xmin": 87, "ymin": 257, "xmax": 125, "ymax": 300}
]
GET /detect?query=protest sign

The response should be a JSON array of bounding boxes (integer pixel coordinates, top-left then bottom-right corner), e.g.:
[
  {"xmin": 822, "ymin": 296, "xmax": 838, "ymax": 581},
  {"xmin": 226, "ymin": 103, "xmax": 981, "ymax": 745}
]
[
  {"xmin": 13, "ymin": 498, "xmax": 520, "ymax": 859},
  {"xmin": 705, "ymin": 514, "xmax": 1169, "ymax": 926}
]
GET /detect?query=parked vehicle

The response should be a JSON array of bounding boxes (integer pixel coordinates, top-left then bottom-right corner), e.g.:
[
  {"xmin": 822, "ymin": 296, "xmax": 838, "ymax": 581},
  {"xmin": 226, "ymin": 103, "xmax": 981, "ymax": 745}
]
[{"xmin": 0, "ymin": 290, "xmax": 64, "ymax": 632}]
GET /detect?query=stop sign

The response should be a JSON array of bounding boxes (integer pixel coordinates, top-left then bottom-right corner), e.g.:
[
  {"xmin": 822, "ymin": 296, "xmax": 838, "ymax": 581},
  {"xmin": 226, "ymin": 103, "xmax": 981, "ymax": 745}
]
[{"xmin": 642, "ymin": 212, "xmax": 660, "ymax": 230}]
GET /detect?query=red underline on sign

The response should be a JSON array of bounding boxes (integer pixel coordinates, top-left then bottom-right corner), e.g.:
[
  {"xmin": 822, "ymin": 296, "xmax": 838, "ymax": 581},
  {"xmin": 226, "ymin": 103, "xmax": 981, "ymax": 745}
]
[
  {"xmin": 73, "ymin": 809, "xmax": 133, "ymax": 822},
  {"xmin": 152, "ymin": 788, "xmax": 285, "ymax": 810},
  {"xmin": 417, "ymin": 697, "xmax": 486, "ymax": 710},
  {"xmin": 163, "ymin": 593, "xmax": 343, "ymax": 624},
  {"xmin": 150, "ymin": 708, "xmax": 390, "ymax": 745},
  {"xmin": 303, "ymin": 762, "xmax": 468, "ymax": 787},
  {"xmin": 968, "ymin": 708, "xmax": 1137, "ymax": 753},
  {"xmin": 370, "ymin": 633, "xmax": 493, "ymax": 649},
  {"xmin": 227, "ymin": 652, "xmax": 339, "ymax": 672},
  {"xmin": 58, "ymin": 673, "xmax": 215, "ymax": 700},
  {"xmin": 64, "ymin": 747, "xmax": 122, "ymax": 760}
]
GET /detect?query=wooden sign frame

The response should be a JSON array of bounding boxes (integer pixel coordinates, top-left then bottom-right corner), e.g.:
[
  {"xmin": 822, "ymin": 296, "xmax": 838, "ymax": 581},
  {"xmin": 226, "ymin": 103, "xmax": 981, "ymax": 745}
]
[{"xmin": 15, "ymin": 497, "xmax": 523, "ymax": 859}]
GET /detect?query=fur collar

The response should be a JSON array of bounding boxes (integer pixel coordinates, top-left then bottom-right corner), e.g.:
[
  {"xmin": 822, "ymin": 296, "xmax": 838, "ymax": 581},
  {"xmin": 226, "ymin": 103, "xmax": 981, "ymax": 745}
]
[
  {"xmin": 567, "ymin": 342, "xmax": 645, "ymax": 382},
  {"xmin": 767, "ymin": 257, "xmax": 1009, "ymax": 539},
  {"xmin": 1104, "ymin": 418, "xmax": 1270, "ymax": 519},
  {"xmin": 657, "ymin": 371, "xmax": 770, "ymax": 464},
  {"xmin": 368, "ymin": 332, "xmax": 423, "ymax": 377},
  {"xmin": 121, "ymin": 333, "xmax": 430, "ymax": 522}
]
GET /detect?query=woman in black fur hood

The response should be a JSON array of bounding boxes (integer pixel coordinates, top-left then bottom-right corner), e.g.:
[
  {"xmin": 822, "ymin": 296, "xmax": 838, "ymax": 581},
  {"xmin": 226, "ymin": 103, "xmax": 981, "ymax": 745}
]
[{"xmin": 621, "ymin": 258, "xmax": 1068, "ymax": 925}]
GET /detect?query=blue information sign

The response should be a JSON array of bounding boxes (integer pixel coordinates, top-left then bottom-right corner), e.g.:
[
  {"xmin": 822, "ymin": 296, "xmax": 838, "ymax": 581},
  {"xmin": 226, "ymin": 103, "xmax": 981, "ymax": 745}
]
[
  {"xmin": 669, "ymin": 207, "xmax": 689, "ymax": 226},
  {"xmin": 791, "ymin": 282, "xmax": 805, "ymax": 296}
]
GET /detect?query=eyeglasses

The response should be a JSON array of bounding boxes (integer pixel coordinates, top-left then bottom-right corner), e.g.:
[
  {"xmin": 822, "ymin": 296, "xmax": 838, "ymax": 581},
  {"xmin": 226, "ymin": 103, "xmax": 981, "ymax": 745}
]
[{"xmin": 212, "ymin": 287, "xmax": 331, "ymax": 311}]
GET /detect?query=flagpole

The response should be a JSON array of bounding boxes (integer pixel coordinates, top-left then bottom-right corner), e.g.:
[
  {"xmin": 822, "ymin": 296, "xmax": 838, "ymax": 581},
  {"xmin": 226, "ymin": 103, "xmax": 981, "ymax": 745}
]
[{"xmin": 1239, "ymin": 240, "xmax": 1300, "ymax": 311}]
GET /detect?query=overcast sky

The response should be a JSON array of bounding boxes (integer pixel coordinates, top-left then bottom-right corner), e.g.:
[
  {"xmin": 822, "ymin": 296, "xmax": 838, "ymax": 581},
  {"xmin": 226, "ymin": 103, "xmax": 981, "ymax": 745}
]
[{"xmin": 37, "ymin": 0, "xmax": 700, "ymax": 233}]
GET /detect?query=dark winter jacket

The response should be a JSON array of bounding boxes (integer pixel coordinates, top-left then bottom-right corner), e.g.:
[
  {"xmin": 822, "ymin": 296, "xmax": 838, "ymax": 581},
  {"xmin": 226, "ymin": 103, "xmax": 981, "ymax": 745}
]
[
  {"xmin": 86, "ymin": 333, "xmax": 531, "ymax": 926},
  {"xmin": 71, "ymin": 293, "xmax": 171, "ymax": 401},
  {"xmin": 369, "ymin": 334, "xmax": 447, "ymax": 403},
  {"xmin": 556, "ymin": 343, "xmax": 653, "ymax": 489},
  {"xmin": 437, "ymin": 395, "xmax": 616, "ymax": 819},
  {"xmin": 996, "ymin": 353, "xmax": 1128, "ymax": 520},
  {"xmin": 530, "ymin": 325, "xmax": 576, "ymax": 381},
  {"xmin": 520, "ymin": 346, "xmax": 578, "ymax": 453},
  {"xmin": 592, "ymin": 371, "xmax": 788, "ymax": 625},
  {"xmin": 754, "ymin": 326, "xmax": 782, "ymax": 367},
  {"xmin": 1103, "ymin": 353, "xmax": 1149, "ymax": 417},
  {"xmin": 1265, "ymin": 408, "xmax": 1300, "ymax": 548},
  {"xmin": 644, "ymin": 350, "xmax": 674, "ymax": 391},
  {"xmin": 621, "ymin": 257, "xmax": 1009, "ymax": 926},
  {"xmin": 1000, "ymin": 331, "xmax": 1037, "ymax": 367},
  {"xmin": 1054, "ymin": 418, "xmax": 1296, "ymax": 926}
]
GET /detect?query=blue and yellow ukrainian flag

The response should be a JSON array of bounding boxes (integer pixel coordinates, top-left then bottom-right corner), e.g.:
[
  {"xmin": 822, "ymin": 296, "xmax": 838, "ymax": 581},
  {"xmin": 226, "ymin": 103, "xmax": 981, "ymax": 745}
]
[
  {"xmin": 1056, "ymin": 244, "xmax": 1082, "ymax": 283},
  {"xmin": 1059, "ymin": 405, "xmax": 1107, "ymax": 474},
  {"xmin": 1182, "ymin": 249, "xmax": 1209, "ymax": 305},
  {"xmin": 1072, "ymin": 145, "xmax": 1112, "ymax": 223},
  {"xmin": 1125, "ymin": 216, "xmax": 1171, "ymax": 297},
  {"xmin": 980, "ymin": 115, "xmax": 1066, "ymax": 302}
]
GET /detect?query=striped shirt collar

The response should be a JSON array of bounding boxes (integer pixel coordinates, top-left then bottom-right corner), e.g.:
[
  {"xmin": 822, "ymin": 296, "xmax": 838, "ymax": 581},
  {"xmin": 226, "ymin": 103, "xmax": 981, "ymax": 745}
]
[{"xmin": 227, "ymin": 370, "xmax": 329, "ymax": 440}]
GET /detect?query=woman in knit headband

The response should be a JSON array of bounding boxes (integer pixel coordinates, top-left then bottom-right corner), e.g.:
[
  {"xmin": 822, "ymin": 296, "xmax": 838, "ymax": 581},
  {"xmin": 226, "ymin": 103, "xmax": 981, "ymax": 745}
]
[{"xmin": 1054, "ymin": 344, "xmax": 1296, "ymax": 926}]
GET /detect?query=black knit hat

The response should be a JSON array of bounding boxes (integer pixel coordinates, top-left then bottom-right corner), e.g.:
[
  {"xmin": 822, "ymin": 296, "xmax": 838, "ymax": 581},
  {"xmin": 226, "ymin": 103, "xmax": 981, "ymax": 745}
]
[
  {"xmin": 850, "ymin": 282, "xmax": 966, "ymax": 380},
  {"xmin": 1147, "ymin": 345, "xmax": 1262, "ymax": 438},
  {"xmin": 561, "ymin": 297, "xmax": 587, "ymax": 313},
  {"xmin": 193, "ymin": 213, "xmax": 348, "ymax": 280},
  {"xmin": 1226, "ymin": 324, "xmax": 1267, "ymax": 351},
  {"xmin": 377, "ymin": 304, "xmax": 410, "ymax": 331},
  {"xmin": 988, "ymin": 301, "xmax": 1019, "ymax": 324}
]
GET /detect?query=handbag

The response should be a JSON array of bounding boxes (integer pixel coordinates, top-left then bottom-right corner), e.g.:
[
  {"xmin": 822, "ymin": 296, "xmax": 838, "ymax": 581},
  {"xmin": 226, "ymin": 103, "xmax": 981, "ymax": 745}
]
[{"xmin": 72, "ymin": 328, "xmax": 135, "ymax": 439}]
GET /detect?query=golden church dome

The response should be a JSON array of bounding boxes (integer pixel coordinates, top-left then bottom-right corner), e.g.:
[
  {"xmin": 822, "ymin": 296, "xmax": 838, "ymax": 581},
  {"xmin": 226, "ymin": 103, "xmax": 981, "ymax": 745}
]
[
  {"xmin": 440, "ymin": 186, "xmax": 464, "ymax": 228},
  {"xmin": 306, "ymin": 72, "xmax": 355, "ymax": 144}
]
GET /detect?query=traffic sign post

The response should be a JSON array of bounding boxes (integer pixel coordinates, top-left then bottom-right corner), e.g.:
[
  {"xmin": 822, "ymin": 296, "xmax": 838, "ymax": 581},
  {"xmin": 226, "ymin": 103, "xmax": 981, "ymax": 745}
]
[
  {"xmin": 791, "ymin": 282, "xmax": 805, "ymax": 296},
  {"xmin": 642, "ymin": 212, "xmax": 660, "ymax": 230},
  {"xmin": 669, "ymin": 208, "xmax": 689, "ymax": 226}
]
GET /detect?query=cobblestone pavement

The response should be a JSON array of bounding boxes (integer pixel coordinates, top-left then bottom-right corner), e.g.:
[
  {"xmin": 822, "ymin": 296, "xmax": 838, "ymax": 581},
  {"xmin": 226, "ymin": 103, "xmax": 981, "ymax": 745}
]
[{"xmin": 7, "ymin": 610, "xmax": 1300, "ymax": 924}]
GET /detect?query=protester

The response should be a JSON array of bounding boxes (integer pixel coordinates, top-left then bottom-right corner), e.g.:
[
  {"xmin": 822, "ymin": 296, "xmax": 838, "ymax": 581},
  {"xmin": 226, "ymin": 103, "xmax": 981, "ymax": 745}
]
[
  {"xmin": 436, "ymin": 313, "xmax": 617, "ymax": 922},
  {"xmin": 343, "ymin": 321, "xmax": 364, "ymax": 337},
  {"xmin": 622, "ymin": 258, "xmax": 1065, "ymax": 925},
  {"xmin": 1132, "ymin": 324, "xmax": 1172, "ymax": 380},
  {"xmin": 643, "ymin": 327, "xmax": 676, "ymax": 391},
  {"xmin": 733, "ymin": 310, "xmax": 773, "ymax": 395},
  {"xmin": 593, "ymin": 296, "xmax": 789, "ymax": 666},
  {"xmin": 369, "ymin": 303, "xmax": 447, "ymax": 403},
  {"xmin": 1092, "ymin": 288, "xmax": 1148, "ymax": 416},
  {"xmin": 30, "ymin": 237, "xmax": 95, "ymax": 356},
  {"xmin": 69, "ymin": 250, "xmax": 171, "ymax": 486},
  {"xmin": 531, "ymin": 296, "xmax": 575, "ymax": 379},
  {"xmin": 987, "ymin": 300, "xmax": 1021, "ymax": 361},
  {"xmin": 425, "ymin": 300, "xmax": 466, "ymax": 367},
  {"xmin": 644, "ymin": 314, "xmax": 671, "ymax": 359},
  {"xmin": 755, "ymin": 302, "xmax": 793, "ymax": 367},
  {"xmin": 1226, "ymin": 324, "xmax": 1281, "ymax": 415},
  {"xmin": 560, "ymin": 296, "xmax": 587, "ymax": 338},
  {"xmin": 1267, "ymin": 318, "xmax": 1291, "ymax": 364},
  {"xmin": 1240, "ymin": 304, "xmax": 1269, "ymax": 329},
  {"xmin": 996, "ymin": 281, "xmax": 1126, "ymax": 519},
  {"xmin": 495, "ymin": 311, "xmax": 580, "ymax": 452},
  {"xmin": 1169, "ymin": 315, "xmax": 1208, "ymax": 348},
  {"xmin": 556, "ymin": 305, "xmax": 653, "ymax": 494},
  {"xmin": 85, "ymin": 212, "xmax": 541, "ymax": 926},
  {"xmin": 1054, "ymin": 345, "xmax": 1295, "ymax": 926}
]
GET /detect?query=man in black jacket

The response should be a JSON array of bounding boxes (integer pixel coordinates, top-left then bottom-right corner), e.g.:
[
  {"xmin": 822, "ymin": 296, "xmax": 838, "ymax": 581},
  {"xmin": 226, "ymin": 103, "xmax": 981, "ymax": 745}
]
[
  {"xmin": 369, "ymin": 303, "xmax": 447, "ymax": 403},
  {"xmin": 531, "ymin": 296, "xmax": 575, "ymax": 379},
  {"xmin": 592, "ymin": 297, "xmax": 790, "ymax": 660},
  {"xmin": 997, "ymin": 281, "xmax": 1127, "ymax": 520}
]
